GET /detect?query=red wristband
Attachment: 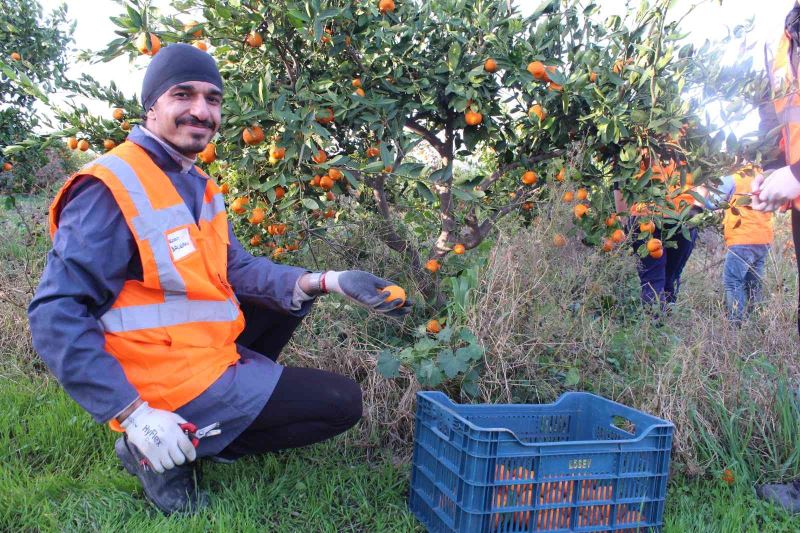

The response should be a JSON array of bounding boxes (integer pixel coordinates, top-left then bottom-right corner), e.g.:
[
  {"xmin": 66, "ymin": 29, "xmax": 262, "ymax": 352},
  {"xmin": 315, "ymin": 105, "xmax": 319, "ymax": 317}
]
[{"xmin": 320, "ymin": 271, "xmax": 328, "ymax": 294}]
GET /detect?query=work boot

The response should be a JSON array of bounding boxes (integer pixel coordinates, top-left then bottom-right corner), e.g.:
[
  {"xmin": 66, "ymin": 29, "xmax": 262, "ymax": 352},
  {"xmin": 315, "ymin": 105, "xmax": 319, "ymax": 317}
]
[
  {"xmin": 757, "ymin": 480, "xmax": 800, "ymax": 514},
  {"xmin": 115, "ymin": 436, "xmax": 208, "ymax": 515}
]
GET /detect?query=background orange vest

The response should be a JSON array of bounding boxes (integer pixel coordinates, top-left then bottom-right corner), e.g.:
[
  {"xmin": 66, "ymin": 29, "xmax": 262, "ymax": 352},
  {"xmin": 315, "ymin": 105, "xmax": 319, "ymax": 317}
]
[
  {"xmin": 49, "ymin": 142, "xmax": 245, "ymax": 430},
  {"xmin": 722, "ymin": 170, "xmax": 774, "ymax": 247}
]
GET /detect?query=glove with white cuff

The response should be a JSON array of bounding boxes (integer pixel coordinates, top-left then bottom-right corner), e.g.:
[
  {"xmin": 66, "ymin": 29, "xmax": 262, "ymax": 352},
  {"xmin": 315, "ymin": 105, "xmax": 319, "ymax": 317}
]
[{"xmin": 120, "ymin": 401, "xmax": 197, "ymax": 473}]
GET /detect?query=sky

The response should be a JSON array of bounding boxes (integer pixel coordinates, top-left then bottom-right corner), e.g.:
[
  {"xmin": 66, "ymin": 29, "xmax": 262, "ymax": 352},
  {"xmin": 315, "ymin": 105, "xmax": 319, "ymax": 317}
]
[{"xmin": 35, "ymin": 0, "xmax": 793, "ymax": 134}]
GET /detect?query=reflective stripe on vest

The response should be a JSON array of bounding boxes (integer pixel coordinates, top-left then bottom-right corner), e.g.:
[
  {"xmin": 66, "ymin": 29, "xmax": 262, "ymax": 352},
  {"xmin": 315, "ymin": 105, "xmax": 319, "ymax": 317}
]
[
  {"xmin": 86, "ymin": 154, "xmax": 234, "ymax": 332},
  {"xmin": 48, "ymin": 140, "xmax": 244, "ymax": 417}
]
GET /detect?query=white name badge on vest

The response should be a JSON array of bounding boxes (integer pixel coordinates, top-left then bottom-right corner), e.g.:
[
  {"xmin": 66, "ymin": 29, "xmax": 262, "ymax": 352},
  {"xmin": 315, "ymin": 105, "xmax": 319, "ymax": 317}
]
[{"xmin": 166, "ymin": 227, "xmax": 197, "ymax": 261}]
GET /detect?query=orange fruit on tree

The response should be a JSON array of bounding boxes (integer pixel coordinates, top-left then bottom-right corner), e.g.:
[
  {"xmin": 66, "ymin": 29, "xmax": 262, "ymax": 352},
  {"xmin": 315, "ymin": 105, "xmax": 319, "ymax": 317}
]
[
  {"xmin": 103, "ymin": 139, "xmax": 116, "ymax": 151},
  {"xmin": 649, "ymin": 247, "xmax": 664, "ymax": 259},
  {"xmin": 274, "ymin": 185, "xmax": 285, "ymax": 200},
  {"xmin": 426, "ymin": 319, "xmax": 442, "ymax": 334},
  {"xmin": 562, "ymin": 191, "xmax": 574, "ymax": 203},
  {"xmin": 573, "ymin": 203, "xmax": 588, "ymax": 218},
  {"xmin": 316, "ymin": 107, "xmax": 335, "ymax": 124},
  {"xmin": 320, "ymin": 175, "xmax": 334, "ymax": 190},
  {"xmin": 270, "ymin": 146, "xmax": 286, "ymax": 160},
  {"xmin": 324, "ymin": 208, "xmax": 336, "ymax": 218},
  {"xmin": 611, "ymin": 229, "xmax": 625, "ymax": 243},
  {"xmin": 250, "ymin": 235, "xmax": 262, "ymax": 246},
  {"xmin": 352, "ymin": 78, "xmax": 362, "ymax": 88},
  {"xmin": 328, "ymin": 168, "xmax": 343, "ymax": 181},
  {"xmin": 384, "ymin": 165, "xmax": 393, "ymax": 173},
  {"xmin": 220, "ymin": 182, "xmax": 230, "ymax": 194},
  {"xmin": 246, "ymin": 31, "xmax": 263, "ymax": 48},
  {"xmin": 379, "ymin": 285, "xmax": 406, "ymax": 307},
  {"xmin": 243, "ymin": 125, "xmax": 265, "ymax": 146},
  {"xmin": 312, "ymin": 149, "xmax": 328, "ymax": 164},
  {"xmin": 193, "ymin": 40, "xmax": 208, "ymax": 51},
  {"xmin": 555, "ymin": 167, "xmax": 566, "ymax": 181},
  {"xmin": 248, "ymin": 207, "xmax": 265, "ymax": 224},
  {"xmin": 465, "ymin": 110, "xmax": 483, "ymax": 126},
  {"xmin": 379, "ymin": 0, "xmax": 396, "ymax": 14},
  {"xmin": 136, "ymin": 32, "xmax": 161, "ymax": 56},
  {"xmin": 602, "ymin": 239, "xmax": 614, "ymax": 252},
  {"xmin": 590, "ymin": 71, "xmax": 598, "ymax": 82},
  {"xmin": 522, "ymin": 201, "xmax": 533, "ymax": 210},
  {"xmin": 548, "ymin": 81, "xmax": 562, "ymax": 92},
  {"xmin": 528, "ymin": 104, "xmax": 546, "ymax": 121},
  {"xmin": 527, "ymin": 60, "xmax": 546, "ymax": 79},
  {"xmin": 198, "ymin": 143, "xmax": 216, "ymax": 163},
  {"xmin": 613, "ymin": 59, "xmax": 624, "ymax": 74},
  {"xmin": 521, "ymin": 170, "xmax": 537, "ymax": 185},
  {"xmin": 77, "ymin": 139, "xmax": 90, "ymax": 152},
  {"xmin": 10, "ymin": 52, "xmax": 21, "ymax": 61},
  {"xmin": 453, "ymin": 243, "xmax": 466, "ymax": 255},
  {"xmin": 484, "ymin": 58, "xmax": 497, "ymax": 72},
  {"xmin": 553, "ymin": 233, "xmax": 567, "ymax": 247},
  {"xmin": 646, "ymin": 238, "xmax": 662, "ymax": 253},
  {"xmin": 605, "ymin": 214, "xmax": 618, "ymax": 227},
  {"xmin": 2, "ymin": 162, "xmax": 12, "ymax": 172},
  {"xmin": 366, "ymin": 146, "xmax": 380, "ymax": 158},
  {"xmin": 425, "ymin": 259, "xmax": 441, "ymax": 273},
  {"xmin": 639, "ymin": 220, "xmax": 655, "ymax": 234},
  {"xmin": 112, "ymin": 108, "xmax": 125, "ymax": 121},
  {"xmin": 120, "ymin": 120, "xmax": 131, "ymax": 131},
  {"xmin": 67, "ymin": 137, "xmax": 78, "ymax": 150},
  {"xmin": 326, "ymin": 191, "xmax": 335, "ymax": 201},
  {"xmin": 310, "ymin": 175, "xmax": 321, "ymax": 187},
  {"xmin": 230, "ymin": 197, "xmax": 247, "ymax": 214},
  {"xmin": 184, "ymin": 20, "xmax": 203, "ymax": 38},
  {"xmin": 576, "ymin": 188, "xmax": 588, "ymax": 201}
]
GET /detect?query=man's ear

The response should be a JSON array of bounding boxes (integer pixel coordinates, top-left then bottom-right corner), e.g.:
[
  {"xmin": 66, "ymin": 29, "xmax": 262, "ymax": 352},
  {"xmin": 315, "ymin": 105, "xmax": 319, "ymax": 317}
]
[{"xmin": 145, "ymin": 106, "xmax": 157, "ymax": 123}]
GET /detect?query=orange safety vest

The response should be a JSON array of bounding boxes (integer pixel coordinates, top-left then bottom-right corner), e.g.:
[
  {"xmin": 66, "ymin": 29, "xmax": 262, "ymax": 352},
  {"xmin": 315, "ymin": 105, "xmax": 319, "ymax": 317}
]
[
  {"xmin": 722, "ymin": 168, "xmax": 774, "ymax": 247},
  {"xmin": 768, "ymin": 30, "xmax": 800, "ymax": 334},
  {"xmin": 49, "ymin": 141, "xmax": 245, "ymax": 430}
]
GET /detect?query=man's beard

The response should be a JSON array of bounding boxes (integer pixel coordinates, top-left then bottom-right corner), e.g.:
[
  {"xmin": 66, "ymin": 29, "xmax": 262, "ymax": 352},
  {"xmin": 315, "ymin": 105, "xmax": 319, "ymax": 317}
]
[{"xmin": 174, "ymin": 117, "xmax": 217, "ymax": 155}]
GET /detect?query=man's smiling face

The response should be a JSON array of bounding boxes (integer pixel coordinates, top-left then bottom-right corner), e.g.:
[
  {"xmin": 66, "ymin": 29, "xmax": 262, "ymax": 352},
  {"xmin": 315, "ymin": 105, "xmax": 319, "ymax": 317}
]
[{"xmin": 144, "ymin": 80, "xmax": 222, "ymax": 156}]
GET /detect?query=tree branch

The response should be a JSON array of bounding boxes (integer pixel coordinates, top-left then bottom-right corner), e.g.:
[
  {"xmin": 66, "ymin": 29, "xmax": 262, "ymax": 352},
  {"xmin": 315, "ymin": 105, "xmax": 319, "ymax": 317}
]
[{"xmin": 404, "ymin": 119, "xmax": 445, "ymax": 155}]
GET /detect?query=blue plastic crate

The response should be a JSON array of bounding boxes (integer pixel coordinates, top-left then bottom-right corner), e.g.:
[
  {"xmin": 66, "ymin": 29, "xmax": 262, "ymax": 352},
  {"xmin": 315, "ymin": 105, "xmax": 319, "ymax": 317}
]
[{"xmin": 408, "ymin": 391, "xmax": 673, "ymax": 532}]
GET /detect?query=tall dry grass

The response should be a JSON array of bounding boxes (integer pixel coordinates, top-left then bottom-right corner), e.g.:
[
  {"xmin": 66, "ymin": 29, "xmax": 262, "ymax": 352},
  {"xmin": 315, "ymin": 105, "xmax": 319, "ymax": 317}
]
[{"xmin": 2, "ymin": 190, "xmax": 798, "ymax": 479}]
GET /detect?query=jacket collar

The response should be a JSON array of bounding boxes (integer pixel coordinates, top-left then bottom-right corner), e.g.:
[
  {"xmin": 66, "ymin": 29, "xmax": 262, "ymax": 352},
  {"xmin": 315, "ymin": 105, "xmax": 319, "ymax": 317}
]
[{"xmin": 127, "ymin": 126, "xmax": 199, "ymax": 175}]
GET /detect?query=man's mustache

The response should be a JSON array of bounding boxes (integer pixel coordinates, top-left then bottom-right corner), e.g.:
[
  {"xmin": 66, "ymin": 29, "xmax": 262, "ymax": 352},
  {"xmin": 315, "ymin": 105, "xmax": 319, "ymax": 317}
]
[{"xmin": 176, "ymin": 117, "xmax": 216, "ymax": 130}]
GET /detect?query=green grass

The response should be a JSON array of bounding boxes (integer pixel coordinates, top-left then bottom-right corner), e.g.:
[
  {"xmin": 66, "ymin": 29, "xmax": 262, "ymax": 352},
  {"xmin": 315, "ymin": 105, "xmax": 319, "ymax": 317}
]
[
  {"xmin": 0, "ymin": 371, "xmax": 419, "ymax": 532},
  {"xmin": 3, "ymin": 369, "xmax": 800, "ymax": 531}
]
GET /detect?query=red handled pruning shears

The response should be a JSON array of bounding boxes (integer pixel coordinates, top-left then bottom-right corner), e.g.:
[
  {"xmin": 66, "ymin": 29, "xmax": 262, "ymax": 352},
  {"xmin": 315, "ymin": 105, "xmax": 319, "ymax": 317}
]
[
  {"xmin": 180, "ymin": 421, "xmax": 222, "ymax": 447},
  {"xmin": 138, "ymin": 421, "xmax": 221, "ymax": 471}
]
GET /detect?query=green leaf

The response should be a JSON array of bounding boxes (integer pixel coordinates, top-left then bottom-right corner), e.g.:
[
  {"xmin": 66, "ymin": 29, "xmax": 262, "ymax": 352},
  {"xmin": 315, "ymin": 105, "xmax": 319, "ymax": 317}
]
[
  {"xmin": 438, "ymin": 348, "xmax": 467, "ymax": 378},
  {"xmin": 301, "ymin": 198, "xmax": 320, "ymax": 210},
  {"xmin": 455, "ymin": 344, "xmax": 484, "ymax": 362},
  {"xmin": 565, "ymin": 367, "xmax": 580, "ymax": 386},
  {"xmin": 447, "ymin": 42, "xmax": 462, "ymax": 72},
  {"xmin": 417, "ymin": 360, "xmax": 443, "ymax": 387},
  {"xmin": 377, "ymin": 350, "xmax": 402, "ymax": 378}
]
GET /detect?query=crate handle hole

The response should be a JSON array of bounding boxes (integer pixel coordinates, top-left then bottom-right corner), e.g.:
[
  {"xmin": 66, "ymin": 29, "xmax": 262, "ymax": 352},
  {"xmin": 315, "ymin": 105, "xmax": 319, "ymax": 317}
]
[{"xmin": 611, "ymin": 415, "xmax": 636, "ymax": 434}]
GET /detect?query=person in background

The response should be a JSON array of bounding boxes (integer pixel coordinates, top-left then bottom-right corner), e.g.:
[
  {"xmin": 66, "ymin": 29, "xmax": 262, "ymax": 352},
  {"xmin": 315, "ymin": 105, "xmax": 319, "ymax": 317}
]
[{"xmin": 712, "ymin": 165, "xmax": 775, "ymax": 324}]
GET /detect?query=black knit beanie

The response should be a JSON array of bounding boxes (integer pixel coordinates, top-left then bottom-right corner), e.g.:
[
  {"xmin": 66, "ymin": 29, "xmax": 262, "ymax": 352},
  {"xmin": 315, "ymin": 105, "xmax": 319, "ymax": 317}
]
[{"xmin": 140, "ymin": 43, "xmax": 223, "ymax": 111}]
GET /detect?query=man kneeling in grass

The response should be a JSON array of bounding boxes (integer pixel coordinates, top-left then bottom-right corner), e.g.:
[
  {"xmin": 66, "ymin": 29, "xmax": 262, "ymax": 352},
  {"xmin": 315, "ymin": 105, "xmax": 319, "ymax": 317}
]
[{"xmin": 28, "ymin": 43, "xmax": 410, "ymax": 514}]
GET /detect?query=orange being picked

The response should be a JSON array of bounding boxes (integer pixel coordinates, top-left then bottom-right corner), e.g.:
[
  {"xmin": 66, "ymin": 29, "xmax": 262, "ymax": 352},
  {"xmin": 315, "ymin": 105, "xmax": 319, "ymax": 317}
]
[{"xmin": 379, "ymin": 285, "xmax": 406, "ymax": 307}]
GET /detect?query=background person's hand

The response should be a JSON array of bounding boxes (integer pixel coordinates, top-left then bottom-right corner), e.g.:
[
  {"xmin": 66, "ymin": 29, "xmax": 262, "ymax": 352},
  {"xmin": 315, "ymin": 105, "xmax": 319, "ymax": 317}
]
[
  {"xmin": 121, "ymin": 401, "xmax": 197, "ymax": 473},
  {"xmin": 325, "ymin": 270, "xmax": 412, "ymax": 317},
  {"xmin": 751, "ymin": 166, "xmax": 800, "ymax": 211}
]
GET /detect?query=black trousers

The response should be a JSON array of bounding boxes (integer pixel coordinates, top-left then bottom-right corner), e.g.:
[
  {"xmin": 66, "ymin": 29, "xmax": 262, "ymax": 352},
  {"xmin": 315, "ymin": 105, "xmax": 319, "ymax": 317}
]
[{"xmin": 219, "ymin": 303, "xmax": 363, "ymax": 459}]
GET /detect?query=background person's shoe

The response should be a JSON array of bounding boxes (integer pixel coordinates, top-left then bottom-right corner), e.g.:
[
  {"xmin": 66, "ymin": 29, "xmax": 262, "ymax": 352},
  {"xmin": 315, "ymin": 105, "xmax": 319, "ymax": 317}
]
[
  {"xmin": 757, "ymin": 481, "xmax": 800, "ymax": 514},
  {"xmin": 115, "ymin": 436, "xmax": 208, "ymax": 515}
]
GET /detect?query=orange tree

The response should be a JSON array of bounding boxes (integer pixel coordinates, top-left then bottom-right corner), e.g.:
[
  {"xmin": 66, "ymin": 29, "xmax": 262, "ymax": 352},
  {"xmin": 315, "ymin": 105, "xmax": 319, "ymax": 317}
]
[{"xmin": 4, "ymin": 0, "xmax": 764, "ymax": 386}]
